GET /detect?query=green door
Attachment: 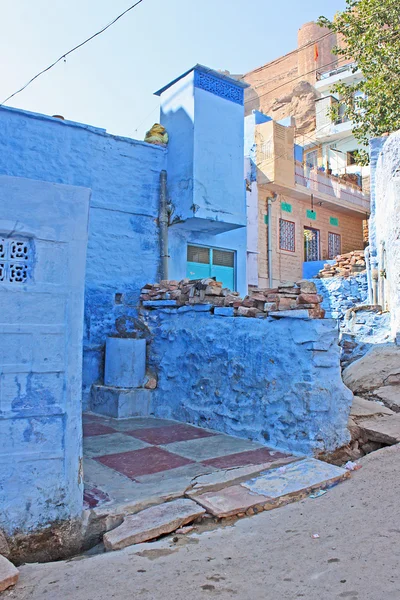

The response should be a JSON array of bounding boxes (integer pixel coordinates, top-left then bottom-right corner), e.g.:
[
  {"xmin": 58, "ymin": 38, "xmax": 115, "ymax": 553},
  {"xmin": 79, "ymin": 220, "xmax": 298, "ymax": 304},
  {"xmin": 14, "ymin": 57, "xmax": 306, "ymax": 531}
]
[{"xmin": 187, "ymin": 245, "xmax": 235, "ymax": 290}]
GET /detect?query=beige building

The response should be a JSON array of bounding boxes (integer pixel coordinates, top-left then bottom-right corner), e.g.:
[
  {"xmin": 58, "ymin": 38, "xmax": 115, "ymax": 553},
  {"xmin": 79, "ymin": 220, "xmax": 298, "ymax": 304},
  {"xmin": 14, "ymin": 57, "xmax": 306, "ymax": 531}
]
[{"xmin": 242, "ymin": 21, "xmax": 369, "ymax": 288}]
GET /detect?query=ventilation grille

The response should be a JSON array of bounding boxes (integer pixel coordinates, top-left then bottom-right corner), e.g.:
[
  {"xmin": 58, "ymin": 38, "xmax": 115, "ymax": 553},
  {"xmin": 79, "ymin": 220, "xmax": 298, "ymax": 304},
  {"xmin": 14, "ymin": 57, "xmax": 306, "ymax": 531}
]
[
  {"xmin": 212, "ymin": 249, "xmax": 234, "ymax": 267},
  {"xmin": 187, "ymin": 245, "xmax": 210, "ymax": 264}
]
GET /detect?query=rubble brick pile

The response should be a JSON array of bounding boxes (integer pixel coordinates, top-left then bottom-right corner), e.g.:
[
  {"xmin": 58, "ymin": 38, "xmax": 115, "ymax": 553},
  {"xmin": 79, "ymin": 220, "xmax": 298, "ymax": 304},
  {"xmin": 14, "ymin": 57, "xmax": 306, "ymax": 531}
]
[
  {"xmin": 316, "ymin": 251, "xmax": 366, "ymax": 279},
  {"xmin": 140, "ymin": 278, "xmax": 325, "ymax": 319}
]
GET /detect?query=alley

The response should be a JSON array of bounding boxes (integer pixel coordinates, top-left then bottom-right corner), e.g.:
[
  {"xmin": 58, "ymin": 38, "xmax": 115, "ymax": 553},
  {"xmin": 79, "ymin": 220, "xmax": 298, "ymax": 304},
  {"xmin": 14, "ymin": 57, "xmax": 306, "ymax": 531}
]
[{"xmin": 5, "ymin": 445, "xmax": 400, "ymax": 600}]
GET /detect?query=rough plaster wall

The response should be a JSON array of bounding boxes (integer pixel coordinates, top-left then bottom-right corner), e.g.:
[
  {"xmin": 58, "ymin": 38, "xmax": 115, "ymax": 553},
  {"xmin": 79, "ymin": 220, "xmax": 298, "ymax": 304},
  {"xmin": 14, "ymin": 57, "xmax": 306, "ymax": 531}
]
[
  {"xmin": 0, "ymin": 175, "xmax": 89, "ymax": 535},
  {"xmin": 315, "ymin": 274, "xmax": 368, "ymax": 319},
  {"xmin": 144, "ymin": 308, "xmax": 352, "ymax": 455},
  {"xmin": 374, "ymin": 132, "xmax": 400, "ymax": 337},
  {"xmin": 0, "ymin": 107, "xmax": 167, "ymax": 408}
]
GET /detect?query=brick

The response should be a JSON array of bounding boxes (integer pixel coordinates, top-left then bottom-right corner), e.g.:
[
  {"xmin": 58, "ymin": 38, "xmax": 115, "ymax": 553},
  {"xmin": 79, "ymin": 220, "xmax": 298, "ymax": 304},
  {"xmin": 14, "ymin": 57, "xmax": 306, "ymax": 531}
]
[{"xmin": 297, "ymin": 293, "xmax": 323, "ymax": 305}]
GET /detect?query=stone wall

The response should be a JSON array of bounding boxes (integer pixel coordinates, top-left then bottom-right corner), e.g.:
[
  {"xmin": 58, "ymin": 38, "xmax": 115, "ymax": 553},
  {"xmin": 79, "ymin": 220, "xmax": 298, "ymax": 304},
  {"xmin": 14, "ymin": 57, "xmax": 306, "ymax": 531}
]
[
  {"xmin": 0, "ymin": 106, "xmax": 167, "ymax": 409},
  {"xmin": 142, "ymin": 307, "xmax": 352, "ymax": 456},
  {"xmin": 315, "ymin": 274, "xmax": 368, "ymax": 320},
  {"xmin": 372, "ymin": 132, "xmax": 400, "ymax": 339}
]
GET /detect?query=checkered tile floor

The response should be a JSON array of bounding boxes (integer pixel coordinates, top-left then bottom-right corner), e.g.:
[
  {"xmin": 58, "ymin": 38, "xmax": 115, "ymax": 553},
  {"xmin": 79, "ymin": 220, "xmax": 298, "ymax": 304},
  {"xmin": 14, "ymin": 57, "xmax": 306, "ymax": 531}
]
[{"xmin": 83, "ymin": 413, "xmax": 291, "ymax": 509}]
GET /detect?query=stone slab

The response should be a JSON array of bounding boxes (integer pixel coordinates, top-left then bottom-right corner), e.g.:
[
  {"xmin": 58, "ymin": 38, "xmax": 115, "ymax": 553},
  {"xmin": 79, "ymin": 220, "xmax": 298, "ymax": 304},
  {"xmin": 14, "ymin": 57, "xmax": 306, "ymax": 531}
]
[
  {"xmin": 186, "ymin": 456, "xmax": 300, "ymax": 497},
  {"xmin": 373, "ymin": 386, "xmax": 400, "ymax": 410},
  {"xmin": 242, "ymin": 458, "xmax": 349, "ymax": 502},
  {"xmin": 269, "ymin": 310, "xmax": 310, "ymax": 319},
  {"xmin": 193, "ymin": 484, "xmax": 270, "ymax": 518},
  {"xmin": 0, "ymin": 555, "xmax": 19, "ymax": 592},
  {"xmin": 356, "ymin": 414, "xmax": 400, "ymax": 444},
  {"xmin": 91, "ymin": 386, "xmax": 151, "ymax": 419},
  {"xmin": 103, "ymin": 499, "xmax": 205, "ymax": 551},
  {"xmin": 350, "ymin": 396, "xmax": 394, "ymax": 418}
]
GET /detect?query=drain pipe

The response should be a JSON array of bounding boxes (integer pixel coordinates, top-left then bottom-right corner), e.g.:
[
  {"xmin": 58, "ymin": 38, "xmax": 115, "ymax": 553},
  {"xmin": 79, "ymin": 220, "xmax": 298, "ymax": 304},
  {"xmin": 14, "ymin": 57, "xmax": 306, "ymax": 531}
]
[
  {"xmin": 379, "ymin": 241, "xmax": 386, "ymax": 310},
  {"xmin": 159, "ymin": 170, "xmax": 169, "ymax": 280},
  {"xmin": 267, "ymin": 197, "xmax": 273, "ymax": 288},
  {"xmin": 364, "ymin": 246, "xmax": 373, "ymax": 305}
]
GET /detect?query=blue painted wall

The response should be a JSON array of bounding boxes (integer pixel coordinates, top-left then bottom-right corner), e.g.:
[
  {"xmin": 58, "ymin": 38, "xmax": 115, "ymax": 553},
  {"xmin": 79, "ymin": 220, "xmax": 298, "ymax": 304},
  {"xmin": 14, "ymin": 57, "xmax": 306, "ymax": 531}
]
[
  {"xmin": 159, "ymin": 67, "xmax": 248, "ymax": 295},
  {"xmin": 302, "ymin": 260, "xmax": 335, "ymax": 279},
  {"xmin": 0, "ymin": 175, "xmax": 89, "ymax": 535},
  {"xmin": 0, "ymin": 106, "xmax": 167, "ymax": 408},
  {"xmin": 143, "ymin": 308, "xmax": 352, "ymax": 455}
]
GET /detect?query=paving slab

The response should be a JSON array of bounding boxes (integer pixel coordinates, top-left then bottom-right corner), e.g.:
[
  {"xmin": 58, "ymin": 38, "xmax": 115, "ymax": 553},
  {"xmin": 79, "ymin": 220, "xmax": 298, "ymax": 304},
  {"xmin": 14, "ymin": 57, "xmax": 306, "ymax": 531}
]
[
  {"xmin": 192, "ymin": 484, "xmax": 270, "ymax": 518},
  {"xmin": 95, "ymin": 446, "xmax": 194, "ymax": 479},
  {"xmin": 350, "ymin": 396, "xmax": 394, "ymax": 418},
  {"xmin": 162, "ymin": 434, "xmax": 264, "ymax": 461},
  {"xmin": 242, "ymin": 458, "xmax": 349, "ymax": 500},
  {"xmin": 356, "ymin": 414, "xmax": 400, "ymax": 444},
  {"xmin": 202, "ymin": 447, "xmax": 292, "ymax": 469},
  {"xmin": 103, "ymin": 499, "xmax": 205, "ymax": 551},
  {"xmin": 0, "ymin": 555, "xmax": 19, "ymax": 592},
  {"xmin": 126, "ymin": 423, "xmax": 216, "ymax": 445},
  {"xmin": 194, "ymin": 459, "xmax": 349, "ymax": 518},
  {"xmin": 186, "ymin": 456, "xmax": 300, "ymax": 497},
  {"xmin": 83, "ymin": 433, "xmax": 150, "ymax": 458}
]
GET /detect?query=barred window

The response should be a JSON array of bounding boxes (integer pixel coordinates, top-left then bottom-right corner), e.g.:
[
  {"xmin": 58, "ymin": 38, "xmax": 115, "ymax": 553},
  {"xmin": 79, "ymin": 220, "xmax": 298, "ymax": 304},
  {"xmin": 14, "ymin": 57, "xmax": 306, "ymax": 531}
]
[
  {"xmin": 0, "ymin": 238, "xmax": 31, "ymax": 283},
  {"xmin": 279, "ymin": 219, "xmax": 295, "ymax": 252},
  {"xmin": 328, "ymin": 232, "xmax": 341, "ymax": 259}
]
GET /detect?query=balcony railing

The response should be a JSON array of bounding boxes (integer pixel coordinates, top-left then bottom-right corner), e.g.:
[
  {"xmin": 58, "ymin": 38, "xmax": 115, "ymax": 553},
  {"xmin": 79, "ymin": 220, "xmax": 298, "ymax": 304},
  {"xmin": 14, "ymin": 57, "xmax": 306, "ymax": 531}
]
[
  {"xmin": 316, "ymin": 62, "xmax": 357, "ymax": 81},
  {"xmin": 294, "ymin": 162, "xmax": 369, "ymax": 210}
]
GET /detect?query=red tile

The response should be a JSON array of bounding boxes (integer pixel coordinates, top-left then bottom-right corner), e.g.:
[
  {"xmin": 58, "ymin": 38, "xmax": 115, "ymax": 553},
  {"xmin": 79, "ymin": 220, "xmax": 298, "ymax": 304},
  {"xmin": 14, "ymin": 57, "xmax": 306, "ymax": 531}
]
[
  {"xmin": 202, "ymin": 448, "xmax": 291, "ymax": 469},
  {"xmin": 95, "ymin": 446, "xmax": 193, "ymax": 479},
  {"xmin": 83, "ymin": 423, "xmax": 117, "ymax": 437},
  {"xmin": 126, "ymin": 423, "xmax": 216, "ymax": 445},
  {"xmin": 83, "ymin": 486, "xmax": 110, "ymax": 509}
]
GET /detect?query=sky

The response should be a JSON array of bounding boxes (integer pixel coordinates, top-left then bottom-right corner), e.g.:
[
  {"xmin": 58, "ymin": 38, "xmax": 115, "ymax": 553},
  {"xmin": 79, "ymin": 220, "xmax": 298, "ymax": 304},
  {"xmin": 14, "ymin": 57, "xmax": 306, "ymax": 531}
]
[{"xmin": 1, "ymin": 0, "xmax": 346, "ymax": 140}]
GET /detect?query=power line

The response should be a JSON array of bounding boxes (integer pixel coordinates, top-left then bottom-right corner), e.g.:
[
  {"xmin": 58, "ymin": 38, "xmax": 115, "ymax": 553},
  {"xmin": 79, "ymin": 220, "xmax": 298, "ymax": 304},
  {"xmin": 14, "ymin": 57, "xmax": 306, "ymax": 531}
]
[
  {"xmin": 0, "ymin": 0, "xmax": 145, "ymax": 106},
  {"xmin": 245, "ymin": 57, "xmax": 341, "ymax": 105},
  {"xmin": 248, "ymin": 31, "xmax": 335, "ymax": 88}
]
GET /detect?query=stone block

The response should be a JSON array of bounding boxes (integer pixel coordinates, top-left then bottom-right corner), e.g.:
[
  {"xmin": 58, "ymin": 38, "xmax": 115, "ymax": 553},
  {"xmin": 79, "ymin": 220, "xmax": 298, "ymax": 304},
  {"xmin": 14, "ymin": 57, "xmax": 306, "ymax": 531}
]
[
  {"xmin": 297, "ymin": 293, "xmax": 323, "ymax": 305},
  {"xmin": 91, "ymin": 385, "xmax": 150, "ymax": 418},
  {"xmin": 103, "ymin": 499, "xmax": 205, "ymax": 550},
  {"xmin": 142, "ymin": 300, "xmax": 177, "ymax": 307},
  {"xmin": 269, "ymin": 310, "xmax": 309, "ymax": 319},
  {"xmin": 357, "ymin": 414, "xmax": 400, "ymax": 444},
  {"xmin": 296, "ymin": 279, "xmax": 317, "ymax": 294},
  {"xmin": 214, "ymin": 307, "xmax": 234, "ymax": 317},
  {"xmin": 278, "ymin": 297, "xmax": 297, "ymax": 310},
  {"xmin": 0, "ymin": 555, "xmax": 19, "ymax": 592},
  {"xmin": 104, "ymin": 337, "xmax": 146, "ymax": 388}
]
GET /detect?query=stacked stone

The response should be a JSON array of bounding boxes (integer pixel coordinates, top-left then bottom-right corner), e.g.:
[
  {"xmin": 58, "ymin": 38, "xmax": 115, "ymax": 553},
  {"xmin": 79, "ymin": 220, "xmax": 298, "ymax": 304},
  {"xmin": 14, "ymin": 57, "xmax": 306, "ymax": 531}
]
[
  {"xmin": 316, "ymin": 251, "xmax": 366, "ymax": 279},
  {"xmin": 140, "ymin": 278, "xmax": 325, "ymax": 319}
]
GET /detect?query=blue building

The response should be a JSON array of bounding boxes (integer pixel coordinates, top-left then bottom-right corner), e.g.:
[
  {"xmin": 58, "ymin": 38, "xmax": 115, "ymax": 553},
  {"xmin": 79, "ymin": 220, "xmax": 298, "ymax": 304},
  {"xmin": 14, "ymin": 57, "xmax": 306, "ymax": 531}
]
[{"xmin": 0, "ymin": 65, "xmax": 249, "ymax": 537}]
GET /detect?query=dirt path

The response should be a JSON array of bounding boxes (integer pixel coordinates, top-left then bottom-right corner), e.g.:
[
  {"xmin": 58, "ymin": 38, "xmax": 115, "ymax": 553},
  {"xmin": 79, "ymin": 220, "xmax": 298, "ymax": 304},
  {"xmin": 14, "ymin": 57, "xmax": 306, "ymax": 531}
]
[{"xmin": 5, "ymin": 445, "xmax": 400, "ymax": 600}]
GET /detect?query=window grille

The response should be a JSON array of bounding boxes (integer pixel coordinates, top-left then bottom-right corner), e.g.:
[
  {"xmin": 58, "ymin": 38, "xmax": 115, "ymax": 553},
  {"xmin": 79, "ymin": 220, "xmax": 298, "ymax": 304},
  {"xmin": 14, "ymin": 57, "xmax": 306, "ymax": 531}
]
[
  {"xmin": 187, "ymin": 245, "xmax": 210, "ymax": 264},
  {"xmin": 279, "ymin": 219, "xmax": 295, "ymax": 252},
  {"xmin": 212, "ymin": 249, "xmax": 234, "ymax": 267},
  {"xmin": 328, "ymin": 232, "xmax": 341, "ymax": 259},
  {"xmin": 0, "ymin": 238, "xmax": 31, "ymax": 283}
]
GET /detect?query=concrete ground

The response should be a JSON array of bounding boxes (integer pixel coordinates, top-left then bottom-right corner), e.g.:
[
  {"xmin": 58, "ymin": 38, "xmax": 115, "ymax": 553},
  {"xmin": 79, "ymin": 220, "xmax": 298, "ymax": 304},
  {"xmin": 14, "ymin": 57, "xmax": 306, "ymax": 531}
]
[{"xmin": 6, "ymin": 444, "xmax": 400, "ymax": 600}]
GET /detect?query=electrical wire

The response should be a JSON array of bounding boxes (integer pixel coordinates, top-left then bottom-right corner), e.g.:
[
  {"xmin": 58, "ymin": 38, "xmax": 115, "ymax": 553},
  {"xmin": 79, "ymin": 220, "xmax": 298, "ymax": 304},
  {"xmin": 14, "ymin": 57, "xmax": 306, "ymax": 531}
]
[
  {"xmin": 247, "ymin": 31, "xmax": 335, "ymax": 85},
  {"xmin": 245, "ymin": 57, "xmax": 343, "ymax": 105},
  {"xmin": 0, "ymin": 0, "xmax": 145, "ymax": 106}
]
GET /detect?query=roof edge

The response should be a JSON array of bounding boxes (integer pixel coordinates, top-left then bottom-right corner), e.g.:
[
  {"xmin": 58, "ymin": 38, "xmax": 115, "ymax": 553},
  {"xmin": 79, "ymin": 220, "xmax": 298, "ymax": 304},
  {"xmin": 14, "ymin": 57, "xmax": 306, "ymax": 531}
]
[{"xmin": 154, "ymin": 64, "xmax": 249, "ymax": 96}]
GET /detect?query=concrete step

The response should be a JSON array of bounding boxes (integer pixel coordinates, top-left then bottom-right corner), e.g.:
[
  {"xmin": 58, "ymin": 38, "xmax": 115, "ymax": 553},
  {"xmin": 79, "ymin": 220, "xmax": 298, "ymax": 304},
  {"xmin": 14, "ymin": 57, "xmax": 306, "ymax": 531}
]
[
  {"xmin": 103, "ymin": 498, "xmax": 205, "ymax": 551},
  {"xmin": 351, "ymin": 396, "xmax": 394, "ymax": 418},
  {"xmin": 193, "ymin": 458, "xmax": 350, "ymax": 518},
  {"xmin": 0, "ymin": 555, "xmax": 19, "ymax": 592}
]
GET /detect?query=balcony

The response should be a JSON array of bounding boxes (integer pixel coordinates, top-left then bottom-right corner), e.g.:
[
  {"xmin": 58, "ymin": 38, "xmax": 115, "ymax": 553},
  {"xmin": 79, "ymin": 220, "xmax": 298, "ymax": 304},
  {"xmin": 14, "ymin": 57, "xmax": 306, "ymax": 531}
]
[
  {"xmin": 315, "ymin": 96, "xmax": 353, "ymax": 142},
  {"xmin": 295, "ymin": 163, "xmax": 369, "ymax": 213}
]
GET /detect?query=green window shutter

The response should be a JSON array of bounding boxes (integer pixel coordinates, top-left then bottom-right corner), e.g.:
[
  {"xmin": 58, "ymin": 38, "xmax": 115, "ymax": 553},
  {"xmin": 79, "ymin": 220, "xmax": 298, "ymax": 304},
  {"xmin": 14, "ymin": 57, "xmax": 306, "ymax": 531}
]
[
  {"xmin": 306, "ymin": 209, "xmax": 316, "ymax": 220},
  {"xmin": 329, "ymin": 216, "xmax": 339, "ymax": 227},
  {"xmin": 281, "ymin": 202, "xmax": 292, "ymax": 213}
]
